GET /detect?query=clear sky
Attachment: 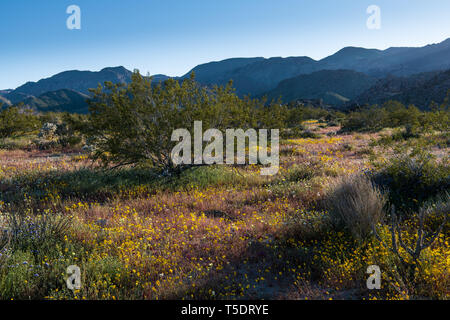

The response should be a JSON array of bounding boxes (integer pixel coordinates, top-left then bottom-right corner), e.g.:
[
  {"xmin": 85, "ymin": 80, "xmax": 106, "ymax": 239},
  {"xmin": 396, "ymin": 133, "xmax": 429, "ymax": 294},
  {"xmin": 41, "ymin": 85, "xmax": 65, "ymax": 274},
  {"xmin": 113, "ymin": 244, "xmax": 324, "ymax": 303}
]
[{"xmin": 1, "ymin": 0, "xmax": 449, "ymax": 89}]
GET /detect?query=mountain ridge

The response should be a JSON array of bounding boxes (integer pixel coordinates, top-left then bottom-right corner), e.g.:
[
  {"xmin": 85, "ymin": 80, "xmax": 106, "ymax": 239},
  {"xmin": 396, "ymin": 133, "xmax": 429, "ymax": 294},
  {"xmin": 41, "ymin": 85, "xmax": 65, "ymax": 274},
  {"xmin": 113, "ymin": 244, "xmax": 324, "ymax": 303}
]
[
  {"xmin": 5, "ymin": 37, "xmax": 450, "ymax": 112},
  {"xmin": 6, "ymin": 66, "xmax": 133, "ymax": 104}
]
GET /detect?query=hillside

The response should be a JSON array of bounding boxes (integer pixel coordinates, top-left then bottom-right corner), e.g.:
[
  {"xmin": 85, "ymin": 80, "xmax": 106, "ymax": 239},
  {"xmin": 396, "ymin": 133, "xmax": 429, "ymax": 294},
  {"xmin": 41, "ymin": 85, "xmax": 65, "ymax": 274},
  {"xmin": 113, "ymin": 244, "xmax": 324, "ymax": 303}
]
[
  {"xmin": 6, "ymin": 66, "xmax": 132, "ymax": 104},
  {"xmin": 365, "ymin": 38, "xmax": 450, "ymax": 76},
  {"xmin": 223, "ymin": 56, "xmax": 319, "ymax": 96},
  {"xmin": 20, "ymin": 89, "xmax": 90, "ymax": 113},
  {"xmin": 0, "ymin": 90, "xmax": 12, "ymax": 106},
  {"xmin": 353, "ymin": 69, "xmax": 450, "ymax": 109},
  {"xmin": 319, "ymin": 47, "xmax": 385, "ymax": 71},
  {"xmin": 0, "ymin": 96, "xmax": 11, "ymax": 107},
  {"xmin": 263, "ymin": 70, "xmax": 377, "ymax": 106},
  {"xmin": 181, "ymin": 57, "xmax": 265, "ymax": 84}
]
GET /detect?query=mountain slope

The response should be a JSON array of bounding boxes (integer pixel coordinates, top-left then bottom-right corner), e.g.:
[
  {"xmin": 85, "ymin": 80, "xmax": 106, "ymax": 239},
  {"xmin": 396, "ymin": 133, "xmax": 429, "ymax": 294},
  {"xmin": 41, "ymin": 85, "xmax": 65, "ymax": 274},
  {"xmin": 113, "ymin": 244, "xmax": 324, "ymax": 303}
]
[
  {"xmin": 366, "ymin": 38, "xmax": 450, "ymax": 76},
  {"xmin": 21, "ymin": 89, "xmax": 90, "ymax": 113},
  {"xmin": 318, "ymin": 39, "xmax": 450, "ymax": 77},
  {"xmin": 319, "ymin": 47, "xmax": 384, "ymax": 71},
  {"xmin": 225, "ymin": 57, "xmax": 319, "ymax": 96},
  {"xmin": 182, "ymin": 56, "xmax": 319, "ymax": 96},
  {"xmin": 7, "ymin": 66, "xmax": 132, "ymax": 104},
  {"xmin": 353, "ymin": 69, "xmax": 450, "ymax": 109},
  {"xmin": 0, "ymin": 90, "xmax": 12, "ymax": 106},
  {"xmin": 181, "ymin": 58, "xmax": 265, "ymax": 84},
  {"xmin": 263, "ymin": 70, "xmax": 377, "ymax": 106},
  {"xmin": 0, "ymin": 96, "xmax": 11, "ymax": 107}
]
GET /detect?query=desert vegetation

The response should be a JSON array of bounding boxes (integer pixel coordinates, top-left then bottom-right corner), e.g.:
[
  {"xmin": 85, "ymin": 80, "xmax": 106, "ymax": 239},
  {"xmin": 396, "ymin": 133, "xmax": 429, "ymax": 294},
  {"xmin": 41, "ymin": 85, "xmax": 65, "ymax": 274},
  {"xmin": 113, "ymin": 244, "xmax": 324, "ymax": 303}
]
[{"xmin": 0, "ymin": 73, "xmax": 448, "ymax": 300}]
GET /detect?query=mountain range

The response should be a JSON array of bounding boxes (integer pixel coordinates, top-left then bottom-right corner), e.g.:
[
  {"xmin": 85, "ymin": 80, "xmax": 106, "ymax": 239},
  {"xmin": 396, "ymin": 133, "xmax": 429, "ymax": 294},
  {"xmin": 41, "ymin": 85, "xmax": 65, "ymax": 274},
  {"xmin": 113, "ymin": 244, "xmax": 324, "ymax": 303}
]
[{"xmin": 1, "ymin": 38, "xmax": 450, "ymax": 113}]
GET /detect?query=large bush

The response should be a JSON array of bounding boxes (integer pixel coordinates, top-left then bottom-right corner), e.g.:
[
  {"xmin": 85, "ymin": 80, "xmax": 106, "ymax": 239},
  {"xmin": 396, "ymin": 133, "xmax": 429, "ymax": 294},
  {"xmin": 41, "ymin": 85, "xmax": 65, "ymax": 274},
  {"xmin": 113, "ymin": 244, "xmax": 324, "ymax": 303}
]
[
  {"xmin": 372, "ymin": 148, "xmax": 449, "ymax": 214},
  {"xmin": 341, "ymin": 100, "xmax": 449, "ymax": 133},
  {"xmin": 0, "ymin": 106, "xmax": 40, "ymax": 141},
  {"xmin": 84, "ymin": 72, "xmax": 278, "ymax": 172}
]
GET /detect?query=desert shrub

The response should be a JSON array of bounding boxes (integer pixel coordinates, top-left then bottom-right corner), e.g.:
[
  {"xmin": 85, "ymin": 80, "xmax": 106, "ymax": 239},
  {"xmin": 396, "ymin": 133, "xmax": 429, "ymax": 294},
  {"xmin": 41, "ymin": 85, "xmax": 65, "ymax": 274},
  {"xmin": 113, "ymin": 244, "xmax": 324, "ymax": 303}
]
[
  {"xmin": 340, "ymin": 143, "xmax": 354, "ymax": 152},
  {"xmin": 298, "ymin": 130, "xmax": 322, "ymax": 139},
  {"xmin": 375, "ymin": 126, "xmax": 423, "ymax": 149},
  {"xmin": 0, "ymin": 250, "xmax": 38, "ymax": 299},
  {"xmin": 283, "ymin": 163, "xmax": 320, "ymax": 182},
  {"xmin": 341, "ymin": 101, "xmax": 449, "ymax": 133},
  {"xmin": 371, "ymin": 148, "xmax": 449, "ymax": 214},
  {"xmin": 326, "ymin": 120, "xmax": 340, "ymax": 127},
  {"xmin": 341, "ymin": 107, "xmax": 389, "ymax": 132},
  {"xmin": 323, "ymin": 174, "xmax": 386, "ymax": 240},
  {"xmin": 0, "ymin": 135, "xmax": 34, "ymax": 150},
  {"xmin": 38, "ymin": 122, "xmax": 58, "ymax": 139},
  {"xmin": 34, "ymin": 120, "xmax": 83, "ymax": 150},
  {"xmin": 0, "ymin": 213, "xmax": 75, "ymax": 299},
  {"xmin": 0, "ymin": 106, "xmax": 40, "ymax": 142},
  {"xmin": 34, "ymin": 122, "xmax": 59, "ymax": 150},
  {"xmin": 0, "ymin": 213, "xmax": 71, "ymax": 257},
  {"xmin": 418, "ymin": 193, "xmax": 449, "ymax": 235},
  {"xmin": 283, "ymin": 210, "xmax": 331, "ymax": 242},
  {"xmin": 384, "ymin": 101, "xmax": 421, "ymax": 128},
  {"xmin": 84, "ymin": 72, "xmax": 276, "ymax": 173},
  {"xmin": 422, "ymin": 95, "xmax": 449, "ymax": 132},
  {"xmin": 281, "ymin": 125, "xmax": 305, "ymax": 139}
]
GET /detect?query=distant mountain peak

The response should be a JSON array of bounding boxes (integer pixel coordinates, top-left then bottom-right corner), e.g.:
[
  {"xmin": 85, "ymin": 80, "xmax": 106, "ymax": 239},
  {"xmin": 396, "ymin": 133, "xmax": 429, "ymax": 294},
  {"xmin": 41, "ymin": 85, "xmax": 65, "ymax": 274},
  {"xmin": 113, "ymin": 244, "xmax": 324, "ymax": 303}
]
[
  {"xmin": 100, "ymin": 66, "xmax": 130, "ymax": 73},
  {"xmin": 336, "ymin": 46, "xmax": 382, "ymax": 53}
]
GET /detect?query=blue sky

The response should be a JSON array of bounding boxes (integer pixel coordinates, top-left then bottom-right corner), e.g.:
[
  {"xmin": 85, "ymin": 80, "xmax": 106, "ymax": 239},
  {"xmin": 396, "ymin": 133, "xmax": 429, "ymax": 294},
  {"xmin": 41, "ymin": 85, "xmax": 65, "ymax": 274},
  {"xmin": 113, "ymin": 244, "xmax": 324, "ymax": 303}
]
[{"xmin": 1, "ymin": 0, "xmax": 449, "ymax": 89}]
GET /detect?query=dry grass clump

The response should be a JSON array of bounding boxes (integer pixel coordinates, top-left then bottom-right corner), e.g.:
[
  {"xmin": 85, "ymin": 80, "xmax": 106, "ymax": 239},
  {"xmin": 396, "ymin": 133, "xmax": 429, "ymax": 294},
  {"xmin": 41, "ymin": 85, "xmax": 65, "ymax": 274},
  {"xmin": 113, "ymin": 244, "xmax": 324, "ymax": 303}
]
[{"xmin": 323, "ymin": 174, "xmax": 386, "ymax": 240}]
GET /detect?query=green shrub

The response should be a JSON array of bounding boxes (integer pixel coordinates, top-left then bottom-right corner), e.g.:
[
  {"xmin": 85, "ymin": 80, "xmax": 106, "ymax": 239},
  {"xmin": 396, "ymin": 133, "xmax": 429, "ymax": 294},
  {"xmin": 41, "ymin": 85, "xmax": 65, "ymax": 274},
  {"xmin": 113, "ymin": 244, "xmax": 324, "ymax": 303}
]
[
  {"xmin": 84, "ymin": 72, "xmax": 273, "ymax": 173},
  {"xmin": 283, "ymin": 210, "xmax": 330, "ymax": 242},
  {"xmin": 418, "ymin": 193, "xmax": 449, "ymax": 234},
  {"xmin": 341, "ymin": 107, "xmax": 388, "ymax": 132},
  {"xmin": 372, "ymin": 149, "xmax": 449, "ymax": 214},
  {"xmin": 340, "ymin": 101, "xmax": 448, "ymax": 133},
  {"xmin": 298, "ymin": 130, "xmax": 322, "ymax": 139},
  {"xmin": 0, "ymin": 106, "xmax": 40, "ymax": 142},
  {"xmin": 283, "ymin": 163, "xmax": 320, "ymax": 182}
]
